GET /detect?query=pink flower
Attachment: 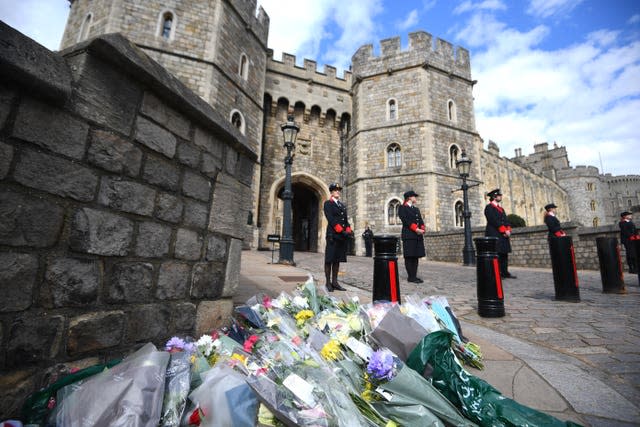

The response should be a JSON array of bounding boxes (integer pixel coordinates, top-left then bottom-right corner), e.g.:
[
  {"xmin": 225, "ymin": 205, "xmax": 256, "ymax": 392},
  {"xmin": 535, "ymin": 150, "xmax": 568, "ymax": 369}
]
[
  {"xmin": 263, "ymin": 295, "xmax": 273, "ymax": 309},
  {"xmin": 291, "ymin": 335, "xmax": 302, "ymax": 346},
  {"xmin": 243, "ymin": 335, "xmax": 259, "ymax": 352}
]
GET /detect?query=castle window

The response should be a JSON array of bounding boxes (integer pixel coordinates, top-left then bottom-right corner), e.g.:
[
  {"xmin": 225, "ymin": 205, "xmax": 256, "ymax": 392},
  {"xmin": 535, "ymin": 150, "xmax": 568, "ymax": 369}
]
[
  {"xmin": 593, "ymin": 217, "xmax": 599, "ymax": 227},
  {"xmin": 587, "ymin": 182, "xmax": 593, "ymax": 191},
  {"xmin": 239, "ymin": 54, "xmax": 249, "ymax": 80},
  {"xmin": 449, "ymin": 145, "xmax": 460, "ymax": 169},
  {"xmin": 455, "ymin": 201, "xmax": 464, "ymax": 227},
  {"xmin": 387, "ymin": 143, "xmax": 401, "ymax": 168},
  {"xmin": 590, "ymin": 200, "xmax": 596, "ymax": 211},
  {"xmin": 78, "ymin": 13, "xmax": 93, "ymax": 42},
  {"xmin": 387, "ymin": 199, "xmax": 402, "ymax": 225},
  {"xmin": 628, "ymin": 199, "xmax": 633, "ymax": 206},
  {"xmin": 387, "ymin": 99, "xmax": 397, "ymax": 120},
  {"xmin": 230, "ymin": 110, "xmax": 245, "ymax": 134},
  {"xmin": 447, "ymin": 100, "xmax": 457, "ymax": 122},
  {"xmin": 157, "ymin": 10, "xmax": 177, "ymax": 41}
]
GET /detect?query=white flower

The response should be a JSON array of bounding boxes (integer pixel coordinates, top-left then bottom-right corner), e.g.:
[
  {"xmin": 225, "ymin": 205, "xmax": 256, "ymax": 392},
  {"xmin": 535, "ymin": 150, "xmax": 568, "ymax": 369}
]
[
  {"xmin": 196, "ymin": 334, "xmax": 214, "ymax": 356},
  {"xmin": 292, "ymin": 295, "xmax": 309, "ymax": 308}
]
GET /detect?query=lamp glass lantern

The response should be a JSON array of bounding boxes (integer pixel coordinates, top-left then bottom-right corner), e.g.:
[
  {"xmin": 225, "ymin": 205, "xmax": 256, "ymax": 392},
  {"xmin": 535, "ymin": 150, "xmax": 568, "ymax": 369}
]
[{"xmin": 456, "ymin": 149, "xmax": 471, "ymax": 177}]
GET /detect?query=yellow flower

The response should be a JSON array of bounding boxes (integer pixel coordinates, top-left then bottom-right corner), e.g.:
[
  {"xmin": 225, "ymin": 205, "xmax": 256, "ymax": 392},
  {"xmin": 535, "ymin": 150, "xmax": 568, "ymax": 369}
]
[
  {"xmin": 295, "ymin": 309, "xmax": 314, "ymax": 326},
  {"xmin": 320, "ymin": 340, "xmax": 342, "ymax": 361},
  {"xmin": 231, "ymin": 353, "xmax": 247, "ymax": 365}
]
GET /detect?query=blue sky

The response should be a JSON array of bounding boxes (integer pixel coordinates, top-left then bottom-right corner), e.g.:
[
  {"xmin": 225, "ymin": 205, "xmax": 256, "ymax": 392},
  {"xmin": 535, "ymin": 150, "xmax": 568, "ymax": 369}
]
[{"xmin": 2, "ymin": 0, "xmax": 639, "ymax": 175}]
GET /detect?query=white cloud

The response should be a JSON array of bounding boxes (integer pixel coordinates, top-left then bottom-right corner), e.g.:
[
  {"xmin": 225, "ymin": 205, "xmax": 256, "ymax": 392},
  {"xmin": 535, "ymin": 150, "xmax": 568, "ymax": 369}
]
[
  {"xmin": 453, "ymin": 0, "xmax": 507, "ymax": 15},
  {"xmin": 396, "ymin": 9, "xmax": 419, "ymax": 31},
  {"xmin": 526, "ymin": 0, "xmax": 584, "ymax": 19},
  {"xmin": 629, "ymin": 14, "xmax": 640, "ymax": 25}
]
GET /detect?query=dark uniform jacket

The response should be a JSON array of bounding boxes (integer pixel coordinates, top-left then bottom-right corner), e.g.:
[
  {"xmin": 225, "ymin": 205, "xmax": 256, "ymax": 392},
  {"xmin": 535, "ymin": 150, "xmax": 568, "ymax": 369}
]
[
  {"xmin": 544, "ymin": 213, "xmax": 565, "ymax": 239},
  {"xmin": 484, "ymin": 202, "xmax": 512, "ymax": 254},
  {"xmin": 620, "ymin": 219, "xmax": 638, "ymax": 245},
  {"xmin": 324, "ymin": 198, "xmax": 351, "ymax": 240},
  {"xmin": 398, "ymin": 203, "xmax": 426, "ymax": 258}
]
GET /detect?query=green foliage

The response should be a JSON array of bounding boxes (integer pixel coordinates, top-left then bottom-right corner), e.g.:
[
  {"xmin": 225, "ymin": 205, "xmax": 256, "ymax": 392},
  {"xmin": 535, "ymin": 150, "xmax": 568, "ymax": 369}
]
[{"xmin": 507, "ymin": 213, "xmax": 526, "ymax": 228}]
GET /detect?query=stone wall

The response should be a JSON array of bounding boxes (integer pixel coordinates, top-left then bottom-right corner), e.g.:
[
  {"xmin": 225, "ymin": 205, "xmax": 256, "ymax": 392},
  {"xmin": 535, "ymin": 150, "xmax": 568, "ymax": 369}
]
[
  {"xmin": 0, "ymin": 24, "xmax": 255, "ymax": 416},
  {"xmin": 424, "ymin": 223, "xmax": 627, "ymax": 272}
]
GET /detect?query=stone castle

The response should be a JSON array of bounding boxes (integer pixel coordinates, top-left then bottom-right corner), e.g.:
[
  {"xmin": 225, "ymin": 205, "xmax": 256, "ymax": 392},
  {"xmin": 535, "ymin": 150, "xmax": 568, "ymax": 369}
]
[{"xmin": 61, "ymin": 0, "xmax": 639, "ymax": 255}]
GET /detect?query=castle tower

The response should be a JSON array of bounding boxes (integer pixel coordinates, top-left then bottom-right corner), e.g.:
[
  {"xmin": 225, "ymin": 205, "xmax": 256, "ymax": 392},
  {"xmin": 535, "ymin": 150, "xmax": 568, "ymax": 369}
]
[
  {"xmin": 557, "ymin": 166, "xmax": 606, "ymax": 226},
  {"xmin": 349, "ymin": 32, "xmax": 484, "ymax": 240}
]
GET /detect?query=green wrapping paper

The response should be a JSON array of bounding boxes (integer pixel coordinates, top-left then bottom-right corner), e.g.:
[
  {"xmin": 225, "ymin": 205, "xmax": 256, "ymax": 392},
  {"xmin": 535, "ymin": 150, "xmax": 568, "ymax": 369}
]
[
  {"xmin": 371, "ymin": 364, "xmax": 477, "ymax": 427},
  {"xmin": 406, "ymin": 331, "xmax": 583, "ymax": 427}
]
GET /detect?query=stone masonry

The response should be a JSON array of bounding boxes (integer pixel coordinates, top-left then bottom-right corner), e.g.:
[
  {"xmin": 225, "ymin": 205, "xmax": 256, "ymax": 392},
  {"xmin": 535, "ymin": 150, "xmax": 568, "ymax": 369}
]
[{"xmin": 0, "ymin": 23, "xmax": 255, "ymax": 416}]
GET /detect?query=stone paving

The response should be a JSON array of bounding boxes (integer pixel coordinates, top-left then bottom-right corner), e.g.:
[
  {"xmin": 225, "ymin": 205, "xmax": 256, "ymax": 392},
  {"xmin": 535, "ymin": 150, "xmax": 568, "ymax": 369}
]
[{"xmin": 285, "ymin": 251, "xmax": 640, "ymax": 426}]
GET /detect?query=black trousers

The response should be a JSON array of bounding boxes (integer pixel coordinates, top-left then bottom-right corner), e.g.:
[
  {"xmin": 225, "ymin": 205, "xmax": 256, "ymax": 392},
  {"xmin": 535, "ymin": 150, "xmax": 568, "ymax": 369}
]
[
  {"xmin": 498, "ymin": 253, "xmax": 510, "ymax": 277},
  {"xmin": 623, "ymin": 242, "xmax": 637, "ymax": 273},
  {"xmin": 404, "ymin": 257, "xmax": 420, "ymax": 280}
]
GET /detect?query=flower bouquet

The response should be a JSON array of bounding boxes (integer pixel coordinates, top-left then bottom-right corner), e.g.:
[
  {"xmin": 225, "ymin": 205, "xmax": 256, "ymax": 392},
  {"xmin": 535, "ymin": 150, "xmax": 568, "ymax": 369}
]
[{"xmin": 160, "ymin": 337, "xmax": 195, "ymax": 426}]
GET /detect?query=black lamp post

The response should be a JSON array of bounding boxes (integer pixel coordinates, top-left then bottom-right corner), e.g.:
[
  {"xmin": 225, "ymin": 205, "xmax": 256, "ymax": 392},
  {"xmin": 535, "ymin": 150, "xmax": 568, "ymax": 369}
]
[
  {"xmin": 456, "ymin": 149, "xmax": 476, "ymax": 266},
  {"xmin": 278, "ymin": 115, "xmax": 299, "ymax": 265}
]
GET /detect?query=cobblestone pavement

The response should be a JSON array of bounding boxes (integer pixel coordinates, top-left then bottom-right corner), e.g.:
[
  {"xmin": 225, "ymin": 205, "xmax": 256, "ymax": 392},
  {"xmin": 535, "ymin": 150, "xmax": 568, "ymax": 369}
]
[{"xmin": 291, "ymin": 251, "xmax": 640, "ymax": 421}]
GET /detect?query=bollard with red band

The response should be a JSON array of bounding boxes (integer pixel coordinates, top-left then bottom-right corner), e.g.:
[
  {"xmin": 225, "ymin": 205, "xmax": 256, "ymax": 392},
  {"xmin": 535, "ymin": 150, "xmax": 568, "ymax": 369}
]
[
  {"xmin": 474, "ymin": 237, "xmax": 505, "ymax": 317},
  {"xmin": 372, "ymin": 235, "xmax": 401, "ymax": 303},
  {"xmin": 548, "ymin": 235, "xmax": 580, "ymax": 302},
  {"xmin": 596, "ymin": 237, "xmax": 626, "ymax": 293}
]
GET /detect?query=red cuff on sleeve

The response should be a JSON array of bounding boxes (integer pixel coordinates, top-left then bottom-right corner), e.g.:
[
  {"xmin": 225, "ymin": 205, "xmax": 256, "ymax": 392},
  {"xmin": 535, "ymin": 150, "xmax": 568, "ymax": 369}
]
[
  {"xmin": 345, "ymin": 226, "xmax": 352, "ymax": 234},
  {"xmin": 334, "ymin": 224, "xmax": 344, "ymax": 233},
  {"xmin": 498, "ymin": 225, "xmax": 507, "ymax": 233},
  {"xmin": 410, "ymin": 223, "xmax": 418, "ymax": 232},
  {"xmin": 554, "ymin": 231, "xmax": 565, "ymax": 237},
  {"xmin": 420, "ymin": 225, "xmax": 425, "ymax": 231}
]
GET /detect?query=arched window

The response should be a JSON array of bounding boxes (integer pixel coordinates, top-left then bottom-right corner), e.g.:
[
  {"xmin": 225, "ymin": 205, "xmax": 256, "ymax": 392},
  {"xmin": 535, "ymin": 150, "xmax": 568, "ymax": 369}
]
[
  {"xmin": 78, "ymin": 13, "xmax": 93, "ymax": 42},
  {"xmin": 590, "ymin": 200, "xmax": 596, "ymax": 211},
  {"xmin": 447, "ymin": 100, "xmax": 457, "ymax": 122},
  {"xmin": 455, "ymin": 201, "xmax": 464, "ymax": 227},
  {"xmin": 230, "ymin": 110, "xmax": 245, "ymax": 134},
  {"xmin": 387, "ymin": 143, "xmax": 401, "ymax": 168},
  {"xmin": 449, "ymin": 145, "xmax": 460, "ymax": 169},
  {"xmin": 238, "ymin": 54, "xmax": 249, "ymax": 80},
  {"xmin": 593, "ymin": 218, "xmax": 599, "ymax": 227},
  {"xmin": 387, "ymin": 99, "xmax": 397, "ymax": 120},
  {"xmin": 387, "ymin": 199, "xmax": 402, "ymax": 225},
  {"xmin": 157, "ymin": 10, "xmax": 177, "ymax": 41}
]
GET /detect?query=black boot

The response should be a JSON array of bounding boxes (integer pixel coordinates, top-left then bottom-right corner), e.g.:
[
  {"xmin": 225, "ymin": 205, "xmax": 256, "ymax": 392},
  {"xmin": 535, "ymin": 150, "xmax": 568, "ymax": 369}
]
[
  {"xmin": 324, "ymin": 263, "xmax": 334, "ymax": 292},
  {"xmin": 331, "ymin": 262, "xmax": 346, "ymax": 291}
]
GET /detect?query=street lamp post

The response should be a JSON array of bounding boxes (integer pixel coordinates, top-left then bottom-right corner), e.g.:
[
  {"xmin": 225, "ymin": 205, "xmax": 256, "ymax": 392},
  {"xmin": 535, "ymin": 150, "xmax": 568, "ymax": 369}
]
[
  {"xmin": 278, "ymin": 115, "xmax": 299, "ymax": 265},
  {"xmin": 456, "ymin": 149, "xmax": 476, "ymax": 266}
]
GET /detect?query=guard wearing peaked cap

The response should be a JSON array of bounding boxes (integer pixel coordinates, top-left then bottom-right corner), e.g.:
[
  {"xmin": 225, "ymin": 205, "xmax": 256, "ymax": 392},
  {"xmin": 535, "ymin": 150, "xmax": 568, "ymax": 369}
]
[
  {"xmin": 484, "ymin": 188, "xmax": 516, "ymax": 279},
  {"xmin": 544, "ymin": 203, "xmax": 566, "ymax": 239},
  {"xmin": 398, "ymin": 189, "xmax": 426, "ymax": 283},
  {"xmin": 323, "ymin": 183, "xmax": 351, "ymax": 291},
  {"xmin": 619, "ymin": 211, "xmax": 639, "ymax": 274}
]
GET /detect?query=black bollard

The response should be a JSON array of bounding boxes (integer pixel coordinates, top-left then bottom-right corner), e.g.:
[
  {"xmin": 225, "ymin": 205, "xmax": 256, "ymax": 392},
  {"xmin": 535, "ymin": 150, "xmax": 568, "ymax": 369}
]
[
  {"xmin": 548, "ymin": 236, "xmax": 580, "ymax": 302},
  {"xmin": 475, "ymin": 237, "xmax": 504, "ymax": 317},
  {"xmin": 372, "ymin": 235, "xmax": 401, "ymax": 303},
  {"xmin": 596, "ymin": 237, "xmax": 626, "ymax": 293}
]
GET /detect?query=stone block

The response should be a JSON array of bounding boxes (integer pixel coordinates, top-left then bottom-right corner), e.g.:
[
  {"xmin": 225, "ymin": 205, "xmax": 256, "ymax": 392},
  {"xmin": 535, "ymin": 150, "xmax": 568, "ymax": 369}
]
[
  {"xmin": 191, "ymin": 261, "xmax": 224, "ymax": 299},
  {"xmin": 0, "ymin": 368, "xmax": 38, "ymax": 419},
  {"xmin": 126, "ymin": 304, "xmax": 170, "ymax": 342},
  {"xmin": 0, "ymin": 189, "xmax": 64, "ymax": 247},
  {"xmin": 236, "ymin": 154, "xmax": 255, "ymax": 186},
  {"xmin": 66, "ymin": 53, "xmax": 141, "ymax": 135},
  {"xmin": 98, "ymin": 177, "xmax": 156, "ymax": 216},
  {"xmin": 208, "ymin": 173, "xmax": 247, "ymax": 239},
  {"xmin": 194, "ymin": 126, "xmax": 222, "ymax": 157},
  {"xmin": 142, "ymin": 154, "xmax": 180, "ymax": 191},
  {"xmin": 107, "ymin": 262, "xmax": 154, "ymax": 303},
  {"xmin": 141, "ymin": 92, "xmax": 191, "ymax": 139},
  {"xmin": 195, "ymin": 299, "xmax": 233, "ymax": 337},
  {"xmin": 182, "ymin": 171, "xmax": 211, "ymax": 202},
  {"xmin": 156, "ymin": 261, "xmax": 191, "ymax": 300},
  {"xmin": 175, "ymin": 228, "xmax": 203, "ymax": 260},
  {"xmin": 87, "ymin": 129, "xmax": 142, "ymax": 176},
  {"xmin": 155, "ymin": 192, "xmax": 183, "ymax": 223},
  {"xmin": 6, "ymin": 314, "xmax": 64, "ymax": 367},
  {"xmin": 13, "ymin": 149, "xmax": 98, "ymax": 202},
  {"xmin": 183, "ymin": 199, "xmax": 208, "ymax": 229},
  {"xmin": 67, "ymin": 311, "xmax": 125, "ymax": 355},
  {"xmin": 225, "ymin": 147, "xmax": 238, "ymax": 175},
  {"xmin": 0, "ymin": 252, "xmax": 38, "ymax": 312},
  {"xmin": 134, "ymin": 221, "xmax": 171, "ymax": 258},
  {"xmin": 43, "ymin": 257, "xmax": 100, "ymax": 308},
  {"xmin": 134, "ymin": 116, "xmax": 177, "ymax": 158},
  {"xmin": 0, "ymin": 141, "xmax": 12, "ymax": 178},
  {"xmin": 206, "ymin": 234, "xmax": 228, "ymax": 262},
  {"xmin": 12, "ymin": 97, "xmax": 89, "ymax": 159},
  {"xmin": 70, "ymin": 207, "xmax": 134, "ymax": 256},
  {"xmin": 222, "ymin": 238, "xmax": 242, "ymax": 297},
  {"xmin": 176, "ymin": 142, "xmax": 201, "ymax": 168},
  {"xmin": 0, "ymin": 86, "xmax": 15, "ymax": 130},
  {"xmin": 173, "ymin": 302, "xmax": 197, "ymax": 331},
  {"xmin": 201, "ymin": 152, "xmax": 221, "ymax": 178}
]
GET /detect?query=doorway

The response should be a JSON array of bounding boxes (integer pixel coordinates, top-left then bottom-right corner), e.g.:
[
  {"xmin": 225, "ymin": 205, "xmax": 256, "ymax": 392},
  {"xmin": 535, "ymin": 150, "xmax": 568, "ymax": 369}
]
[{"xmin": 283, "ymin": 183, "xmax": 318, "ymax": 252}]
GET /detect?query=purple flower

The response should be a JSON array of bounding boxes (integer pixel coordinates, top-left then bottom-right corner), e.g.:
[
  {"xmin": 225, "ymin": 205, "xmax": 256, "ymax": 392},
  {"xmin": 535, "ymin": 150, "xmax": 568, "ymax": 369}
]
[
  {"xmin": 367, "ymin": 350, "xmax": 395, "ymax": 381},
  {"xmin": 165, "ymin": 336, "xmax": 186, "ymax": 351}
]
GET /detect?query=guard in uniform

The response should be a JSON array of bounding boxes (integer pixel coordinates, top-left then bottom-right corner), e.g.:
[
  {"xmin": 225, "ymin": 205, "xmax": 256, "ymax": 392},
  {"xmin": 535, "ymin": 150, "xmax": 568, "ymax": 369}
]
[
  {"xmin": 362, "ymin": 225, "xmax": 374, "ymax": 257},
  {"xmin": 323, "ymin": 183, "xmax": 352, "ymax": 291},
  {"xmin": 544, "ymin": 203, "xmax": 566, "ymax": 239},
  {"xmin": 619, "ymin": 211, "xmax": 639, "ymax": 274},
  {"xmin": 398, "ymin": 190, "xmax": 426, "ymax": 283},
  {"xmin": 484, "ymin": 189, "xmax": 516, "ymax": 279}
]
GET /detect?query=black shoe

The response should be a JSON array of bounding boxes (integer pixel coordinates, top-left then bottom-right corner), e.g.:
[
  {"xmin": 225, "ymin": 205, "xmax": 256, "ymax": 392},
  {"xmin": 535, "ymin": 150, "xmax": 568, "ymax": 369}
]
[
  {"xmin": 414, "ymin": 277, "xmax": 424, "ymax": 283},
  {"xmin": 332, "ymin": 282, "xmax": 346, "ymax": 291},
  {"xmin": 325, "ymin": 283, "xmax": 334, "ymax": 292},
  {"xmin": 407, "ymin": 278, "xmax": 419, "ymax": 283},
  {"xmin": 502, "ymin": 273, "xmax": 517, "ymax": 279}
]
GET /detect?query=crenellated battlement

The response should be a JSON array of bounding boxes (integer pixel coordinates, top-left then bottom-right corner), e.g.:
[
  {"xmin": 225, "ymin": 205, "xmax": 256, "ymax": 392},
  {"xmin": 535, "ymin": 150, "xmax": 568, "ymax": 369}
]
[
  {"xmin": 266, "ymin": 50, "xmax": 352, "ymax": 89},
  {"xmin": 351, "ymin": 31, "xmax": 471, "ymax": 81},
  {"xmin": 227, "ymin": 0, "xmax": 270, "ymax": 44},
  {"xmin": 557, "ymin": 165, "xmax": 601, "ymax": 179}
]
